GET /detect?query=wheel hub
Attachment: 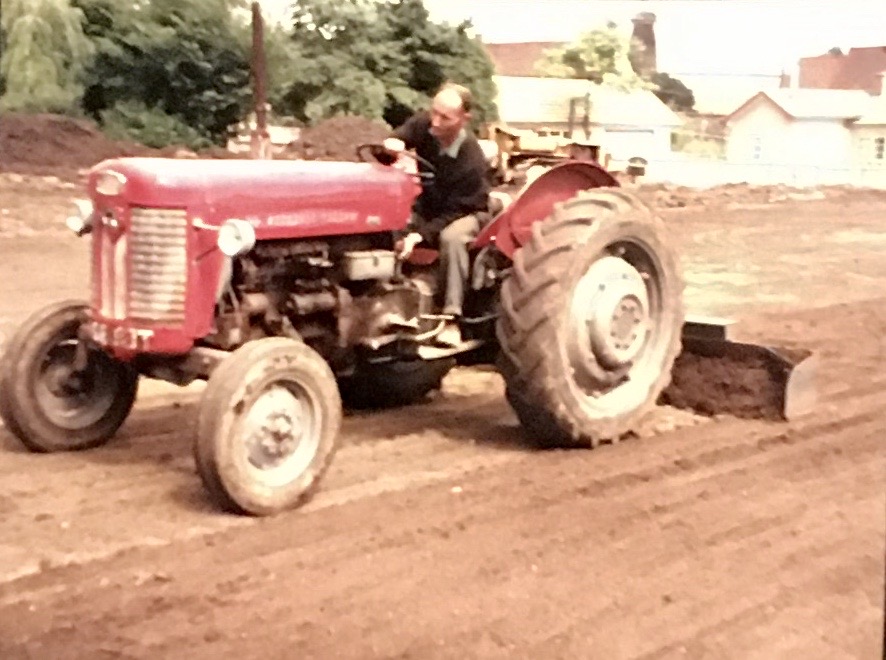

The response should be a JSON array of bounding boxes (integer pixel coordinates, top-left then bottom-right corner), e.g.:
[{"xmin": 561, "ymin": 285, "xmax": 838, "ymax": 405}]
[
  {"xmin": 578, "ymin": 255, "xmax": 651, "ymax": 370},
  {"xmin": 246, "ymin": 387, "xmax": 307, "ymax": 470}
]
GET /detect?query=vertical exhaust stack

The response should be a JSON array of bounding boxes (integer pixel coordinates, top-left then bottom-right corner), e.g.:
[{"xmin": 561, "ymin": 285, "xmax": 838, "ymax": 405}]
[
  {"xmin": 250, "ymin": 2, "xmax": 272, "ymax": 160},
  {"xmin": 629, "ymin": 12, "xmax": 657, "ymax": 78}
]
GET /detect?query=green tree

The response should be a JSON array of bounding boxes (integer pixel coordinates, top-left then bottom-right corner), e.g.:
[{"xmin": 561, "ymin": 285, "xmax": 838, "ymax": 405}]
[
  {"xmin": 648, "ymin": 71, "xmax": 694, "ymax": 111},
  {"xmin": 277, "ymin": 0, "xmax": 497, "ymax": 128},
  {"xmin": 536, "ymin": 22, "xmax": 649, "ymax": 91},
  {"xmin": 73, "ymin": 0, "xmax": 252, "ymax": 144},
  {"xmin": 0, "ymin": 0, "xmax": 93, "ymax": 112}
]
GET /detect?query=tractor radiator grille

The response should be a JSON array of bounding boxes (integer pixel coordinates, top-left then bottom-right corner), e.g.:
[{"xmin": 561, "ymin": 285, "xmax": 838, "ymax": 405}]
[{"xmin": 129, "ymin": 207, "xmax": 188, "ymax": 324}]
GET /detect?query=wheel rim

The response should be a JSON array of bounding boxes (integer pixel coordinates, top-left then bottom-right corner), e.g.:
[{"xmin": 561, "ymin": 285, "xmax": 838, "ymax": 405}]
[
  {"xmin": 33, "ymin": 339, "xmax": 122, "ymax": 430},
  {"xmin": 239, "ymin": 381, "xmax": 321, "ymax": 489},
  {"xmin": 566, "ymin": 238, "xmax": 672, "ymax": 415}
]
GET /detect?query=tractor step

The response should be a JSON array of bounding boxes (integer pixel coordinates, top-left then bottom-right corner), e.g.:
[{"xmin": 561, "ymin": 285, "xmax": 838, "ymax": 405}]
[{"xmin": 418, "ymin": 339, "xmax": 485, "ymax": 360}]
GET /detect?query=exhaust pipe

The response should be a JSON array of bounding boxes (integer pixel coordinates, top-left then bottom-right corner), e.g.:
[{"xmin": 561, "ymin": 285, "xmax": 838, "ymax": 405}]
[{"xmin": 662, "ymin": 316, "xmax": 817, "ymax": 422}]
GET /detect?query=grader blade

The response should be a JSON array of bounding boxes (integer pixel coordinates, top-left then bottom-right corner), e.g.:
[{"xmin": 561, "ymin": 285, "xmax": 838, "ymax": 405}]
[{"xmin": 661, "ymin": 316, "xmax": 817, "ymax": 421}]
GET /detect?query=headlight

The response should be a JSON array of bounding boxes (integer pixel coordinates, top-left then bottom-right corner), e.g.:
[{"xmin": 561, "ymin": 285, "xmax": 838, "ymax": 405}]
[
  {"xmin": 65, "ymin": 199, "xmax": 95, "ymax": 236},
  {"xmin": 217, "ymin": 219, "xmax": 256, "ymax": 257}
]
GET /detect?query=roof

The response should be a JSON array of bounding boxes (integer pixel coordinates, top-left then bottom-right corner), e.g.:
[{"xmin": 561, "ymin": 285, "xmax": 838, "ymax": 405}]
[
  {"xmin": 484, "ymin": 42, "xmax": 564, "ymax": 77},
  {"xmin": 493, "ymin": 75, "xmax": 683, "ymax": 128},
  {"xmin": 668, "ymin": 72, "xmax": 786, "ymax": 116},
  {"xmin": 798, "ymin": 47, "xmax": 886, "ymax": 94},
  {"xmin": 725, "ymin": 88, "xmax": 875, "ymax": 123}
]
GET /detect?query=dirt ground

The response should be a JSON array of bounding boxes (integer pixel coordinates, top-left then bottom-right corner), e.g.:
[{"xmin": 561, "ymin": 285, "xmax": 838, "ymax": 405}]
[{"xmin": 0, "ymin": 122, "xmax": 885, "ymax": 658}]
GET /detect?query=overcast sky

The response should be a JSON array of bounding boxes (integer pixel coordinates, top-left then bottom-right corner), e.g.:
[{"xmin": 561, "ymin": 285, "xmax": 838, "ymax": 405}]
[{"xmin": 260, "ymin": 0, "xmax": 886, "ymax": 75}]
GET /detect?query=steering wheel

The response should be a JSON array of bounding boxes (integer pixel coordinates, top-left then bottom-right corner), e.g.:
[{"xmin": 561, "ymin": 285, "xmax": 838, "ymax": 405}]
[{"xmin": 356, "ymin": 143, "xmax": 436, "ymax": 180}]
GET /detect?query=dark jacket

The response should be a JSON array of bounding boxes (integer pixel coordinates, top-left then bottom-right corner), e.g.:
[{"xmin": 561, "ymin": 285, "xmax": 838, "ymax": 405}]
[{"xmin": 393, "ymin": 111, "xmax": 490, "ymax": 243}]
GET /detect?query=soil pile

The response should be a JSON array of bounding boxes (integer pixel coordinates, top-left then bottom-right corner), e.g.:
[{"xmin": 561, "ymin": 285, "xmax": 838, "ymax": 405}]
[
  {"xmin": 661, "ymin": 351, "xmax": 784, "ymax": 421},
  {"xmin": 0, "ymin": 113, "xmax": 160, "ymax": 177},
  {"xmin": 284, "ymin": 115, "xmax": 392, "ymax": 161}
]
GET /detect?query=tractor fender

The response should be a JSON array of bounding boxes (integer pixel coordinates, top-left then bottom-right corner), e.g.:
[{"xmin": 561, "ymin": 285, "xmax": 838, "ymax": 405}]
[{"xmin": 473, "ymin": 160, "xmax": 618, "ymax": 260}]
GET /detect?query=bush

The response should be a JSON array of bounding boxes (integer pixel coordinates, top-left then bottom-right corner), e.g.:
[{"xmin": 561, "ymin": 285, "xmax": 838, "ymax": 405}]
[{"xmin": 100, "ymin": 101, "xmax": 212, "ymax": 149}]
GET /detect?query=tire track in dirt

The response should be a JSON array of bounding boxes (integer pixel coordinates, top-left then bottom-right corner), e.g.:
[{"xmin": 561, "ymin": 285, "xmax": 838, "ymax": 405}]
[
  {"xmin": 0, "ymin": 380, "xmax": 882, "ymax": 657},
  {"xmin": 0, "ymin": 358, "xmax": 881, "ymax": 588},
  {"xmin": 3, "ymin": 410, "xmax": 880, "ymax": 657}
]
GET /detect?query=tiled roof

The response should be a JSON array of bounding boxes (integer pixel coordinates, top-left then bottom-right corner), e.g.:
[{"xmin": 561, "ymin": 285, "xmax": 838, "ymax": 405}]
[
  {"xmin": 484, "ymin": 42, "xmax": 565, "ymax": 77},
  {"xmin": 799, "ymin": 47, "xmax": 886, "ymax": 94}
]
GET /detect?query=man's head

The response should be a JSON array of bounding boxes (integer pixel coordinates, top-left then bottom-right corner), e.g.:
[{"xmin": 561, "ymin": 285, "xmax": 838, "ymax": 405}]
[{"xmin": 429, "ymin": 83, "xmax": 472, "ymax": 148}]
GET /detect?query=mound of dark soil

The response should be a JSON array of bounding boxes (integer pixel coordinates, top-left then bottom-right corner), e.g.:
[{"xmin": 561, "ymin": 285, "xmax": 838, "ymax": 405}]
[
  {"xmin": 285, "ymin": 115, "xmax": 392, "ymax": 161},
  {"xmin": 0, "ymin": 113, "xmax": 160, "ymax": 177}
]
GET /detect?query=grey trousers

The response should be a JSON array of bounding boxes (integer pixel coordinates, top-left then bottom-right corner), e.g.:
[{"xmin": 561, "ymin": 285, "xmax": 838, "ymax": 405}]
[{"xmin": 438, "ymin": 214, "xmax": 481, "ymax": 316}]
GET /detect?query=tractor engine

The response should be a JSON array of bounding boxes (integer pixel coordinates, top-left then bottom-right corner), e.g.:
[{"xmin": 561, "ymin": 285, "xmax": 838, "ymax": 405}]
[{"xmin": 206, "ymin": 236, "xmax": 438, "ymax": 370}]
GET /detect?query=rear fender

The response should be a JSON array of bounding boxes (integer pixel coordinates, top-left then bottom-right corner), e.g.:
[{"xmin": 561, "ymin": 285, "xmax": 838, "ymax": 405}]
[{"xmin": 473, "ymin": 161, "xmax": 618, "ymax": 260}]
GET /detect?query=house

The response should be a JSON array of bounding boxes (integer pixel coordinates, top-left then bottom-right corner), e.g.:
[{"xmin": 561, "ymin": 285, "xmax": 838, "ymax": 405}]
[
  {"xmin": 799, "ymin": 47, "xmax": 886, "ymax": 95},
  {"xmin": 851, "ymin": 97, "xmax": 886, "ymax": 188},
  {"xmin": 492, "ymin": 75, "xmax": 682, "ymax": 169},
  {"xmin": 483, "ymin": 41, "xmax": 683, "ymax": 170},
  {"xmin": 723, "ymin": 84, "xmax": 886, "ymax": 187}
]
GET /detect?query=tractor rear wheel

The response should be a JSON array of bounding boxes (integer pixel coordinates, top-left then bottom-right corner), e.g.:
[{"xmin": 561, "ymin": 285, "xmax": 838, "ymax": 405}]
[
  {"xmin": 0, "ymin": 301, "xmax": 139, "ymax": 452},
  {"xmin": 194, "ymin": 337, "xmax": 341, "ymax": 516},
  {"xmin": 497, "ymin": 188, "xmax": 684, "ymax": 448}
]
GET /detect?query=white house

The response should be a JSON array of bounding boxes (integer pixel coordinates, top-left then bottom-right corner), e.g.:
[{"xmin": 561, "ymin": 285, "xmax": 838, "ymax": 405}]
[
  {"xmin": 851, "ymin": 102, "xmax": 886, "ymax": 188},
  {"xmin": 492, "ymin": 75, "xmax": 683, "ymax": 170},
  {"xmin": 722, "ymin": 87, "xmax": 885, "ymax": 186}
]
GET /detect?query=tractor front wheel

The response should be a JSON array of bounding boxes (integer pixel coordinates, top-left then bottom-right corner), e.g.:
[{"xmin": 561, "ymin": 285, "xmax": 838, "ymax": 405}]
[
  {"xmin": 0, "ymin": 301, "xmax": 139, "ymax": 452},
  {"xmin": 194, "ymin": 338, "xmax": 342, "ymax": 516},
  {"xmin": 497, "ymin": 188, "xmax": 684, "ymax": 447}
]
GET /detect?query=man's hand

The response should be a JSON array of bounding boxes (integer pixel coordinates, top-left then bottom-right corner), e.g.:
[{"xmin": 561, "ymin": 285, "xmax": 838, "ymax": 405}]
[
  {"xmin": 396, "ymin": 232, "xmax": 423, "ymax": 259},
  {"xmin": 381, "ymin": 138, "xmax": 418, "ymax": 175},
  {"xmin": 383, "ymin": 137, "xmax": 406, "ymax": 154}
]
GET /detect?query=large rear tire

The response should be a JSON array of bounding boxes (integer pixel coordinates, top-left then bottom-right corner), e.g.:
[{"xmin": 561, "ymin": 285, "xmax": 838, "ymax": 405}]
[
  {"xmin": 0, "ymin": 301, "xmax": 139, "ymax": 452},
  {"xmin": 497, "ymin": 188, "xmax": 684, "ymax": 447},
  {"xmin": 194, "ymin": 338, "xmax": 342, "ymax": 516}
]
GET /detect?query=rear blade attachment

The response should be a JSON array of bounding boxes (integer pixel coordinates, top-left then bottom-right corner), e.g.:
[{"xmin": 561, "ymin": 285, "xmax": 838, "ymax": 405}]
[{"xmin": 661, "ymin": 316, "xmax": 817, "ymax": 422}]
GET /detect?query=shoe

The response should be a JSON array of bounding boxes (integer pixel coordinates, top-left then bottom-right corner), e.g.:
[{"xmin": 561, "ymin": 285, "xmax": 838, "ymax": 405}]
[{"xmin": 436, "ymin": 320, "xmax": 462, "ymax": 346}]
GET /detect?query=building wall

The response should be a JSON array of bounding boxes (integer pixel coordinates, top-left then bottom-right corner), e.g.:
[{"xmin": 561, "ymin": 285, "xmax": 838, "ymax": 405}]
[
  {"xmin": 602, "ymin": 126, "xmax": 672, "ymax": 164},
  {"xmin": 851, "ymin": 124, "xmax": 886, "ymax": 187},
  {"xmin": 725, "ymin": 101, "xmax": 792, "ymax": 164},
  {"xmin": 726, "ymin": 100, "xmax": 854, "ymax": 173}
]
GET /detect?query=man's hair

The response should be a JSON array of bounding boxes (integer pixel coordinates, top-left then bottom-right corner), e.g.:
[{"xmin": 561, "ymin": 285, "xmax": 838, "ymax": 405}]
[{"xmin": 437, "ymin": 82, "xmax": 473, "ymax": 113}]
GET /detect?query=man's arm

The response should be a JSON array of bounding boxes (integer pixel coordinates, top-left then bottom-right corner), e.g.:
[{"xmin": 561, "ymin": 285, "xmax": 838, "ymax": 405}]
[
  {"xmin": 411, "ymin": 169, "xmax": 488, "ymax": 243},
  {"xmin": 390, "ymin": 112, "xmax": 427, "ymax": 151}
]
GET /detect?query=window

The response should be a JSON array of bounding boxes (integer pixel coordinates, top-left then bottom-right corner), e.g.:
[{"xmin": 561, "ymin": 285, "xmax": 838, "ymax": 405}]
[
  {"xmin": 875, "ymin": 137, "xmax": 885, "ymax": 160},
  {"xmin": 751, "ymin": 135, "xmax": 763, "ymax": 161}
]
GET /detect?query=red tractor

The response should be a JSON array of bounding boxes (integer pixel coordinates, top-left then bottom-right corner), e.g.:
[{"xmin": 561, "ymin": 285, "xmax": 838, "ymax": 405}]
[{"xmin": 0, "ymin": 148, "xmax": 813, "ymax": 515}]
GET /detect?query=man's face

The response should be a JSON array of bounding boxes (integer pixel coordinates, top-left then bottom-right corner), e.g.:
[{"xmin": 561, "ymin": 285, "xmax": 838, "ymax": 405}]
[{"xmin": 429, "ymin": 92, "xmax": 468, "ymax": 146}]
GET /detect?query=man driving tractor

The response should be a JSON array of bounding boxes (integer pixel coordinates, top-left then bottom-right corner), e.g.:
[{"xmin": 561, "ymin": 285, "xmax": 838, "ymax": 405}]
[{"xmin": 383, "ymin": 82, "xmax": 490, "ymax": 346}]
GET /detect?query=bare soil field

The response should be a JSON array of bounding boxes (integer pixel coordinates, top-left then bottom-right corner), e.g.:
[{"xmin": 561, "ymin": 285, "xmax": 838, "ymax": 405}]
[{"xmin": 0, "ymin": 159, "xmax": 884, "ymax": 657}]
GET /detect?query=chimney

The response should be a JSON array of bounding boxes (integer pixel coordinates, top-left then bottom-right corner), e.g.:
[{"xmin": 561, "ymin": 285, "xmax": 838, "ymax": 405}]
[
  {"xmin": 779, "ymin": 70, "xmax": 791, "ymax": 88},
  {"xmin": 629, "ymin": 12, "xmax": 657, "ymax": 78}
]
